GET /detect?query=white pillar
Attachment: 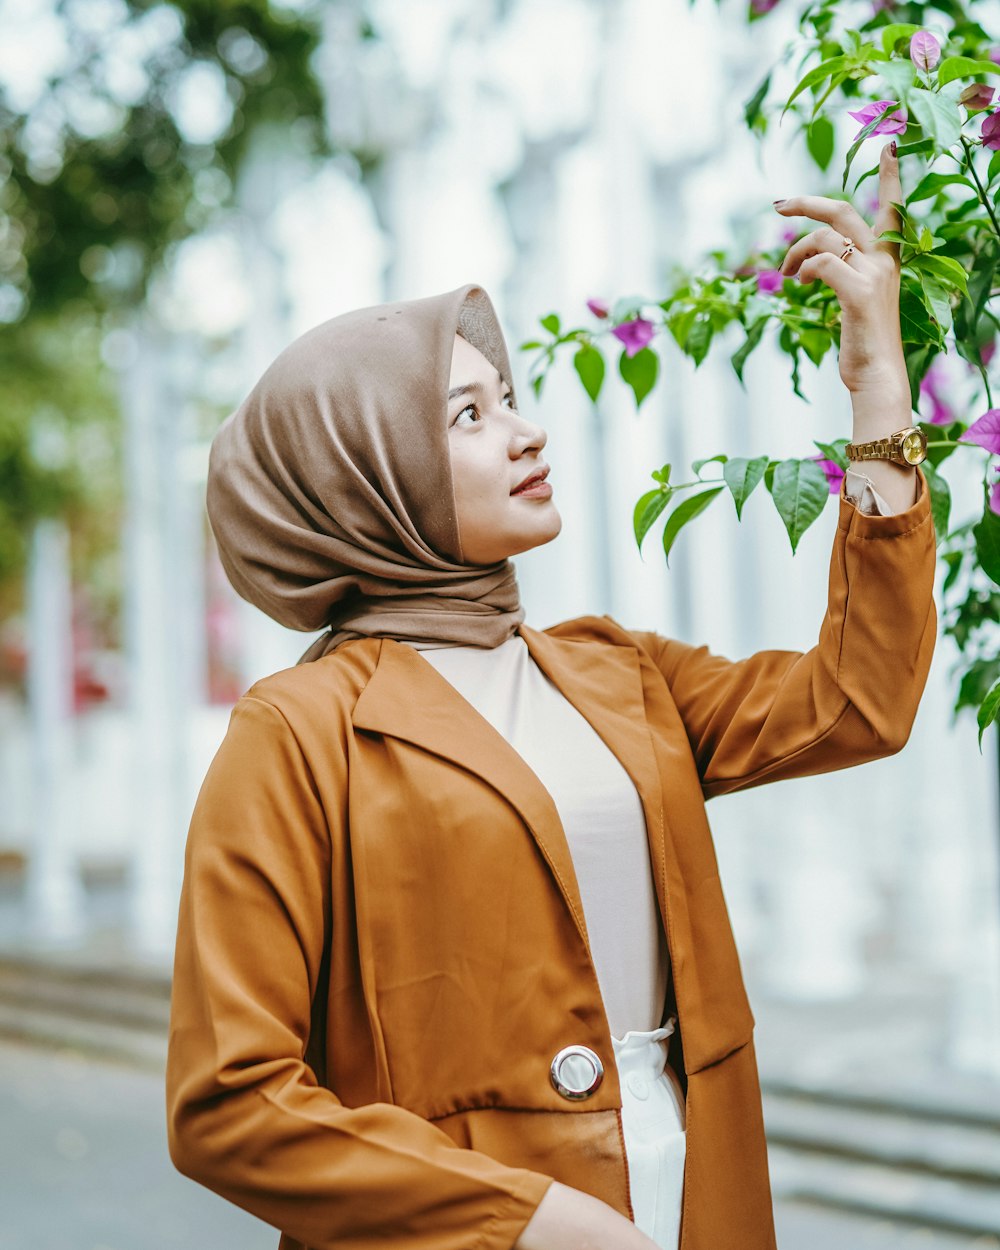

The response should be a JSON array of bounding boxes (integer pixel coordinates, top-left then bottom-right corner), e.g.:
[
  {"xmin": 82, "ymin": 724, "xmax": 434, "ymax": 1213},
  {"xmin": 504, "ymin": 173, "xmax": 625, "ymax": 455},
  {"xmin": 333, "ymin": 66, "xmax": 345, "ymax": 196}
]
[{"xmin": 24, "ymin": 518, "xmax": 86, "ymax": 944}]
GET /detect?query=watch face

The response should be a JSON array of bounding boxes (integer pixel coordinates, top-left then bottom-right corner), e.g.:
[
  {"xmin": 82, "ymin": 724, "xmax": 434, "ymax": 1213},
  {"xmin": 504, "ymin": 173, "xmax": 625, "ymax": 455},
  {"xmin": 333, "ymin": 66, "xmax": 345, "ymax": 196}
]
[{"xmin": 901, "ymin": 429, "xmax": 928, "ymax": 465}]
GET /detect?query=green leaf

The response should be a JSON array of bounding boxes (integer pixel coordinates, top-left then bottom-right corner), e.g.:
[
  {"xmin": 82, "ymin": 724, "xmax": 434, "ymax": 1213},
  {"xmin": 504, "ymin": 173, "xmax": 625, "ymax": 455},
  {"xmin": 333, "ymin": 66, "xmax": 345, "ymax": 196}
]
[
  {"xmin": 661, "ymin": 487, "xmax": 725, "ymax": 568},
  {"xmin": 692, "ymin": 453, "xmax": 728, "ymax": 476},
  {"xmin": 813, "ymin": 438, "xmax": 850, "ymax": 470},
  {"xmin": 531, "ymin": 373, "xmax": 545, "ymax": 398},
  {"xmin": 723, "ymin": 455, "xmax": 769, "ymax": 521},
  {"xmin": 540, "ymin": 313, "xmax": 561, "ymax": 335},
  {"xmin": 633, "ymin": 487, "xmax": 673, "ymax": 552},
  {"xmin": 937, "ymin": 56, "xmax": 1000, "ymax": 87},
  {"xmin": 880, "ymin": 23, "xmax": 923, "ymax": 56},
  {"xmin": 764, "ymin": 458, "xmax": 781, "ymax": 493},
  {"xmin": 770, "ymin": 457, "xmax": 830, "ymax": 553},
  {"xmin": 899, "ymin": 281, "xmax": 945, "ymax": 345},
  {"xmin": 917, "ymin": 418, "xmax": 963, "ymax": 467},
  {"xmin": 977, "ymin": 677, "xmax": 1000, "ymax": 752},
  {"xmin": 743, "ymin": 73, "xmax": 770, "ymax": 129},
  {"xmin": 519, "ymin": 339, "xmax": 545, "ymax": 350},
  {"xmin": 730, "ymin": 317, "xmax": 768, "ymax": 387},
  {"xmin": 919, "ymin": 460, "xmax": 951, "ymax": 543},
  {"xmin": 909, "ymin": 252, "xmax": 969, "ymax": 295},
  {"xmin": 618, "ymin": 346, "xmax": 659, "ymax": 409},
  {"xmin": 906, "ymin": 172, "xmax": 974, "ymax": 205},
  {"xmin": 904, "ymin": 86, "xmax": 963, "ymax": 152},
  {"xmin": 806, "ymin": 115, "xmax": 835, "ymax": 170},
  {"xmin": 573, "ymin": 343, "xmax": 605, "ymax": 403},
  {"xmin": 782, "ymin": 55, "xmax": 847, "ymax": 119},
  {"xmin": 666, "ymin": 307, "xmax": 697, "ymax": 351},
  {"xmin": 878, "ymin": 58, "xmax": 917, "ymax": 97},
  {"xmin": 916, "ymin": 270, "xmax": 954, "ymax": 335},
  {"xmin": 686, "ymin": 316, "xmax": 713, "ymax": 367},
  {"xmin": 973, "ymin": 500, "xmax": 1000, "ymax": 587},
  {"xmin": 799, "ymin": 326, "xmax": 831, "ymax": 367}
]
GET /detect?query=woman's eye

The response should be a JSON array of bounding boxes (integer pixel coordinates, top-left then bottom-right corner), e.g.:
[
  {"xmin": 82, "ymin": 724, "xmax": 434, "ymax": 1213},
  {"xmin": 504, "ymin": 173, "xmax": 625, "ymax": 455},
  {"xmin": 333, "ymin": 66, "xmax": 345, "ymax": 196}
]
[{"xmin": 454, "ymin": 405, "xmax": 481, "ymax": 427}]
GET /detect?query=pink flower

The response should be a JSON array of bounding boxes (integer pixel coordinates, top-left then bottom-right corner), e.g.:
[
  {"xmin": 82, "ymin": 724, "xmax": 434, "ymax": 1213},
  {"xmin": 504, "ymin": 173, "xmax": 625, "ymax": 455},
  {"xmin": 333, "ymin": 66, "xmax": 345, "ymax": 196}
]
[
  {"xmin": 780, "ymin": 226, "xmax": 799, "ymax": 245},
  {"xmin": 989, "ymin": 47, "xmax": 1000, "ymax": 65},
  {"xmin": 990, "ymin": 465, "xmax": 1000, "ymax": 516},
  {"xmin": 587, "ymin": 298, "xmax": 610, "ymax": 319},
  {"xmin": 982, "ymin": 111, "xmax": 1000, "ymax": 150},
  {"xmin": 919, "ymin": 362, "xmax": 954, "ymax": 424},
  {"xmin": 959, "ymin": 408, "xmax": 1000, "ymax": 454},
  {"xmin": 612, "ymin": 316, "xmax": 655, "ymax": 357},
  {"xmin": 847, "ymin": 100, "xmax": 908, "ymax": 137},
  {"xmin": 910, "ymin": 31, "xmax": 941, "ymax": 72},
  {"xmin": 811, "ymin": 455, "xmax": 845, "ymax": 494},
  {"xmin": 750, "ymin": 0, "xmax": 780, "ymax": 12},
  {"xmin": 983, "ymin": 340, "xmax": 997, "ymax": 367},
  {"xmin": 961, "ymin": 83, "xmax": 995, "ymax": 112},
  {"xmin": 756, "ymin": 268, "xmax": 784, "ymax": 294}
]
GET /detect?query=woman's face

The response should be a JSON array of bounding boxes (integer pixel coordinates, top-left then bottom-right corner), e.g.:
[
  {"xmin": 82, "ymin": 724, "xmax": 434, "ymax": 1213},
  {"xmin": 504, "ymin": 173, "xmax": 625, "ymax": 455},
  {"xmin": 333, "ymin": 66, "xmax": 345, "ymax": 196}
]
[{"xmin": 447, "ymin": 333, "xmax": 562, "ymax": 564}]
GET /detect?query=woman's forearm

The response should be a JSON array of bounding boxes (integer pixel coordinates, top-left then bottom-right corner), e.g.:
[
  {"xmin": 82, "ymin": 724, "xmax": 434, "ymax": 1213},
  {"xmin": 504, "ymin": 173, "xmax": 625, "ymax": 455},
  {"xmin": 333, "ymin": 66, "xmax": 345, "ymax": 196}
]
[{"xmin": 846, "ymin": 382, "xmax": 920, "ymax": 514}]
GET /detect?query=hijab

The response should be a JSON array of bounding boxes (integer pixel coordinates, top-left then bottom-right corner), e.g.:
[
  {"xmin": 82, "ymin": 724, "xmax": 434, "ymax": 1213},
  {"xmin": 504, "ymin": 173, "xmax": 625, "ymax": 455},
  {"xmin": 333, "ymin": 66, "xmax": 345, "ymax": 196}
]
[{"xmin": 205, "ymin": 283, "xmax": 525, "ymax": 665}]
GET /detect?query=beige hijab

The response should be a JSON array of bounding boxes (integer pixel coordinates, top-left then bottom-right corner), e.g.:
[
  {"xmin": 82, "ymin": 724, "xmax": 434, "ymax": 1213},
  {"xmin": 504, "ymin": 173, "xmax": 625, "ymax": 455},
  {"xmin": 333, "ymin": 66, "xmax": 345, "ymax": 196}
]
[{"xmin": 206, "ymin": 283, "xmax": 525, "ymax": 665}]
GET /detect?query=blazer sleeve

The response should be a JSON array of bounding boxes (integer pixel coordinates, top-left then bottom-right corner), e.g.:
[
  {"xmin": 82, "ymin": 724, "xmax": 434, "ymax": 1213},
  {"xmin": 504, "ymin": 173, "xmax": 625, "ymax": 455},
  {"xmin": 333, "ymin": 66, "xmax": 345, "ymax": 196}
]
[
  {"xmin": 165, "ymin": 695, "xmax": 553, "ymax": 1250},
  {"xmin": 624, "ymin": 465, "xmax": 937, "ymax": 801}
]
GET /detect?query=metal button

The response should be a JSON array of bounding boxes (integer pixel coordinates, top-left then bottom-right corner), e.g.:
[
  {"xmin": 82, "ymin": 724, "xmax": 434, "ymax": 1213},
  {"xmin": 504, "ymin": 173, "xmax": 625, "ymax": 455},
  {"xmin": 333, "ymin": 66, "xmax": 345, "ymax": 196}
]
[{"xmin": 550, "ymin": 1045, "xmax": 604, "ymax": 1100}]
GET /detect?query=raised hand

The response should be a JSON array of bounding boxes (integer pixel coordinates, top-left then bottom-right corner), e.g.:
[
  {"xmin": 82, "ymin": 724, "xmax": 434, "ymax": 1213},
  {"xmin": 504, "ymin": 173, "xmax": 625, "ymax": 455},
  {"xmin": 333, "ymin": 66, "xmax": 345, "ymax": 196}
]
[{"xmin": 772, "ymin": 140, "xmax": 908, "ymax": 399}]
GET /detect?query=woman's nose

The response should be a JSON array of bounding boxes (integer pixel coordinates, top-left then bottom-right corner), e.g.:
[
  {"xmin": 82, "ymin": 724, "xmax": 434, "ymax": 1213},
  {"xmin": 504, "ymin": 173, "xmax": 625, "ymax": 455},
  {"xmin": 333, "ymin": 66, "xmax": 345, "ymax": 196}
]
[{"xmin": 510, "ymin": 413, "xmax": 547, "ymax": 453}]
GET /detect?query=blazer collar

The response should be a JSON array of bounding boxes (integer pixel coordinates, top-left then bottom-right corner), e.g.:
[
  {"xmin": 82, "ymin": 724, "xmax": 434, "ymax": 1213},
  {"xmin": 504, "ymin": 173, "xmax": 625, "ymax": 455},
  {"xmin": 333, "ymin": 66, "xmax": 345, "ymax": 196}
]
[{"xmin": 351, "ymin": 624, "xmax": 667, "ymax": 957}]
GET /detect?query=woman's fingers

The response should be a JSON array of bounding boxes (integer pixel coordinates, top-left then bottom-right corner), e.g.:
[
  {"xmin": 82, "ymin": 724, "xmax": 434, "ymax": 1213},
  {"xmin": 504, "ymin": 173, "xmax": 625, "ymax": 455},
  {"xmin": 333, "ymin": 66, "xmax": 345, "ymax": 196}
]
[
  {"xmin": 773, "ymin": 195, "xmax": 876, "ymax": 250},
  {"xmin": 779, "ymin": 227, "xmax": 870, "ymax": 277},
  {"xmin": 872, "ymin": 141, "xmax": 903, "ymax": 256}
]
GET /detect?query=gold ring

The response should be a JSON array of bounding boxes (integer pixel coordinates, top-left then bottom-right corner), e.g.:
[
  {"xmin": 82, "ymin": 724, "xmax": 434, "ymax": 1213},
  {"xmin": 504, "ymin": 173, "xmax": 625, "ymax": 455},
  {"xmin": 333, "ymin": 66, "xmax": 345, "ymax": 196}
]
[{"xmin": 839, "ymin": 235, "xmax": 856, "ymax": 260}]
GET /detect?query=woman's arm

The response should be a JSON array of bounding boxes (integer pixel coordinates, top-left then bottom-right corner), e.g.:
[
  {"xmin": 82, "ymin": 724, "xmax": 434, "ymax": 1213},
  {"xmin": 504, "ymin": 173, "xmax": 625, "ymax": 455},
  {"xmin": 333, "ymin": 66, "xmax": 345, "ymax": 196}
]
[
  {"xmin": 166, "ymin": 694, "xmax": 554, "ymax": 1250},
  {"xmin": 625, "ymin": 462, "xmax": 936, "ymax": 801}
]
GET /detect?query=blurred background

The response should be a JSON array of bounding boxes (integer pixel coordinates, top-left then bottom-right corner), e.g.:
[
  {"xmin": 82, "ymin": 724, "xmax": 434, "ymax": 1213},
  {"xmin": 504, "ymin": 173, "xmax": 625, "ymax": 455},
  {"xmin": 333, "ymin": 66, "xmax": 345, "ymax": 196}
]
[{"xmin": 0, "ymin": 0, "xmax": 998, "ymax": 1246}]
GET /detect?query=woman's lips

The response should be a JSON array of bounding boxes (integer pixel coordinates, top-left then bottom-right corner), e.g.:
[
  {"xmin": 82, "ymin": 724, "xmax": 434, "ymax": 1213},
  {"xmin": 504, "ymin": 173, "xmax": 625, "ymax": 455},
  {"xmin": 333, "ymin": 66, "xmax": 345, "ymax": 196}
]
[{"xmin": 512, "ymin": 479, "xmax": 553, "ymax": 499}]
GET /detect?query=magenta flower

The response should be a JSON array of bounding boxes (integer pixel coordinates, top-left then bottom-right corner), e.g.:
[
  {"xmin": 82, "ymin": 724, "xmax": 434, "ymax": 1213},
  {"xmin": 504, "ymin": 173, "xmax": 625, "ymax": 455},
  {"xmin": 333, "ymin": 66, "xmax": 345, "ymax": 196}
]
[
  {"xmin": 612, "ymin": 316, "xmax": 655, "ymax": 357},
  {"xmin": 811, "ymin": 455, "xmax": 845, "ymax": 494},
  {"xmin": 982, "ymin": 111, "xmax": 1000, "ymax": 150},
  {"xmin": 780, "ymin": 226, "xmax": 799, "ymax": 245},
  {"xmin": 919, "ymin": 362, "xmax": 954, "ymax": 425},
  {"xmin": 750, "ymin": 0, "xmax": 780, "ymax": 12},
  {"xmin": 959, "ymin": 408, "xmax": 1000, "ymax": 454},
  {"xmin": 910, "ymin": 31, "xmax": 941, "ymax": 71},
  {"xmin": 989, "ymin": 46, "xmax": 1000, "ymax": 65},
  {"xmin": 960, "ymin": 83, "xmax": 995, "ymax": 112},
  {"xmin": 847, "ymin": 100, "xmax": 908, "ymax": 137},
  {"xmin": 990, "ymin": 465, "xmax": 1000, "ymax": 516},
  {"xmin": 587, "ymin": 298, "xmax": 610, "ymax": 319},
  {"xmin": 983, "ymin": 340, "xmax": 997, "ymax": 367},
  {"xmin": 756, "ymin": 268, "xmax": 784, "ymax": 294}
]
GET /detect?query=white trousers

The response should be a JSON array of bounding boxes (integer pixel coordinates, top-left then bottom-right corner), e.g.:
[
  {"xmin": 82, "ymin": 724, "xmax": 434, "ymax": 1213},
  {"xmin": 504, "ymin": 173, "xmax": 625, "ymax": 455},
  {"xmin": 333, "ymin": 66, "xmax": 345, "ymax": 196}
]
[{"xmin": 610, "ymin": 1016, "xmax": 686, "ymax": 1250}]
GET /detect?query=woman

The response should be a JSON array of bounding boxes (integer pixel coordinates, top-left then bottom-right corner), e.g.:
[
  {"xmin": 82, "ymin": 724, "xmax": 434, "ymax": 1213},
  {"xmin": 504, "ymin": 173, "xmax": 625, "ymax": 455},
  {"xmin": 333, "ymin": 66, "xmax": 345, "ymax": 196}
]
[{"xmin": 165, "ymin": 139, "xmax": 937, "ymax": 1250}]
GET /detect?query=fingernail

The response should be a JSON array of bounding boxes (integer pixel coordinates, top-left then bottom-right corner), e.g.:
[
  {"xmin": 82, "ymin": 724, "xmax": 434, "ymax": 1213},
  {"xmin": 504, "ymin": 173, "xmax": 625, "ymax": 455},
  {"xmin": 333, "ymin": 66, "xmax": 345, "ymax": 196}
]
[
  {"xmin": 890, "ymin": 140, "xmax": 897, "ymax": 156},
  {"xmin": 772, "ymin": 199, "xmax": 786, "ymax": 207}
]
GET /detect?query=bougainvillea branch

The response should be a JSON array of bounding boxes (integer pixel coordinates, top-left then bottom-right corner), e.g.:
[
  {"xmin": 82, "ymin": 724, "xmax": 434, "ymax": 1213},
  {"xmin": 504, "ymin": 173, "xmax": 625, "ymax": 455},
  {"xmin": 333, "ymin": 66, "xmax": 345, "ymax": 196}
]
[{"xmin": 521, "ymin": 0, "xmax": 1000, "ymax": 745}]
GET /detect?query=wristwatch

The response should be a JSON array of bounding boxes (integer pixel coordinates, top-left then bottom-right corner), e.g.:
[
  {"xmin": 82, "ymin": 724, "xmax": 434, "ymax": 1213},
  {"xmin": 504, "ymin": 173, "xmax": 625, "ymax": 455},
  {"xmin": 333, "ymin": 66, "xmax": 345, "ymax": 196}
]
[{"xmin": 844, "ymin": 425, "xmax": 927, "ymax": 467}]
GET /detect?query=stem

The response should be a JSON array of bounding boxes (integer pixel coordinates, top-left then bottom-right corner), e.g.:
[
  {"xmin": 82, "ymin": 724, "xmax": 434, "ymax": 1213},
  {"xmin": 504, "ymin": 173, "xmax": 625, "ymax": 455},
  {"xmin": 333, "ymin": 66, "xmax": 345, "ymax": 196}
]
[{"xmin": 960, "ymin": 136, "xmax": 1000, "ymax": 243}]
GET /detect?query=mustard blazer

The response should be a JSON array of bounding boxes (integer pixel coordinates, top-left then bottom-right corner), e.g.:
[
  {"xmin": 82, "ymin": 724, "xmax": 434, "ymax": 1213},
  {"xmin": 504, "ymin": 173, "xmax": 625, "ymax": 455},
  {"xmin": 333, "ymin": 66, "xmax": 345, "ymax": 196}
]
[{"xmin": 166, "ymin": 469, "xmax": 937, "ymax": 1250}]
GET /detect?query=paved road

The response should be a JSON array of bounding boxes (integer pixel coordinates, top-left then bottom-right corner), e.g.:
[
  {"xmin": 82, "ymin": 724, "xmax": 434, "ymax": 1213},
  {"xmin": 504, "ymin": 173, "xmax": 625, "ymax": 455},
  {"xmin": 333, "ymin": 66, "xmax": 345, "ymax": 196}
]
[{"xmin": 0, "ymin": 1037, "xmax": 996, "ymax": 1250}]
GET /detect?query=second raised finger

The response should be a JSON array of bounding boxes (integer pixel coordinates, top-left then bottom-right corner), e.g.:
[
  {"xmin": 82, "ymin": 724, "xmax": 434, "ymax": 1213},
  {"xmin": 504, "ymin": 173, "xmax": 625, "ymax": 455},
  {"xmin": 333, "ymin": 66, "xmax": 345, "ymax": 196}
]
[
  {"xmin": 773, "ymin": 194, "xmax": 876, "ymax": 251},
  {"xmin": 779, "ymin": 227, "xmax": 870, "ymax": 278}
]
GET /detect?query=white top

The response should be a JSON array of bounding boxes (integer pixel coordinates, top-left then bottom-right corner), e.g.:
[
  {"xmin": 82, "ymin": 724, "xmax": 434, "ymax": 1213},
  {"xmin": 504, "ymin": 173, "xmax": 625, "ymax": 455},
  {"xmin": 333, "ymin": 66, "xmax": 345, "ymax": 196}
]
[{"xmin": 408, "ymin": 633, "xmax": 669, "ymax": 1040}]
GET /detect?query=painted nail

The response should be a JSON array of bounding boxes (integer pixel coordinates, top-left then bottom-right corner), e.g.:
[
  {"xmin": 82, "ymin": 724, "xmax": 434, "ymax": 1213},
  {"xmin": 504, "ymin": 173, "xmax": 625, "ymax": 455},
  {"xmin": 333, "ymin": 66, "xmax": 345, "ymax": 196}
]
[
  {"xmin": 772, "ymin": 198, "xmax": 787, "ymax": 207},
  {"xmin": 890, "ymin": 140, "xmax": 897, "ymax": 156}
]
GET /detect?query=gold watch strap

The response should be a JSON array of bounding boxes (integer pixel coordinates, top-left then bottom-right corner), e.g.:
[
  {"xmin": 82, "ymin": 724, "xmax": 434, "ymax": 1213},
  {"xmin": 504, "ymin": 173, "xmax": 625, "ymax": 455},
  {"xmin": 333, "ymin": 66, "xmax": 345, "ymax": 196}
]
[{"xmin": 844, "ymin": 435, "xmax": 898, "ymax": 461}]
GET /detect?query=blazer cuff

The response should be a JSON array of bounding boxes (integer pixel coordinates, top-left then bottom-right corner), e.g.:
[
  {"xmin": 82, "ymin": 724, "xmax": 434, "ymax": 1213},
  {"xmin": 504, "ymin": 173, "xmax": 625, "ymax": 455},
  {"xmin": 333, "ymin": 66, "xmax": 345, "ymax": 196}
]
[{"xmin": 837, "ymin": 463, "xmax": 930, "ymax": 539}]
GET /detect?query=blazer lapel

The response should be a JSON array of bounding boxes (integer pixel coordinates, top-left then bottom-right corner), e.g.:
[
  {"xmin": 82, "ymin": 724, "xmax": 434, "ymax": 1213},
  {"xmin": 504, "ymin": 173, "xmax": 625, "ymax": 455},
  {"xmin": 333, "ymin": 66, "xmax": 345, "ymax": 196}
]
[
  {"xmin": 518, "ymin": 625, "xmax": 668, "ymax": 931},
  {"xmin": 351, "ymin": 638, "xmax": 595, "ymax": 953}
]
